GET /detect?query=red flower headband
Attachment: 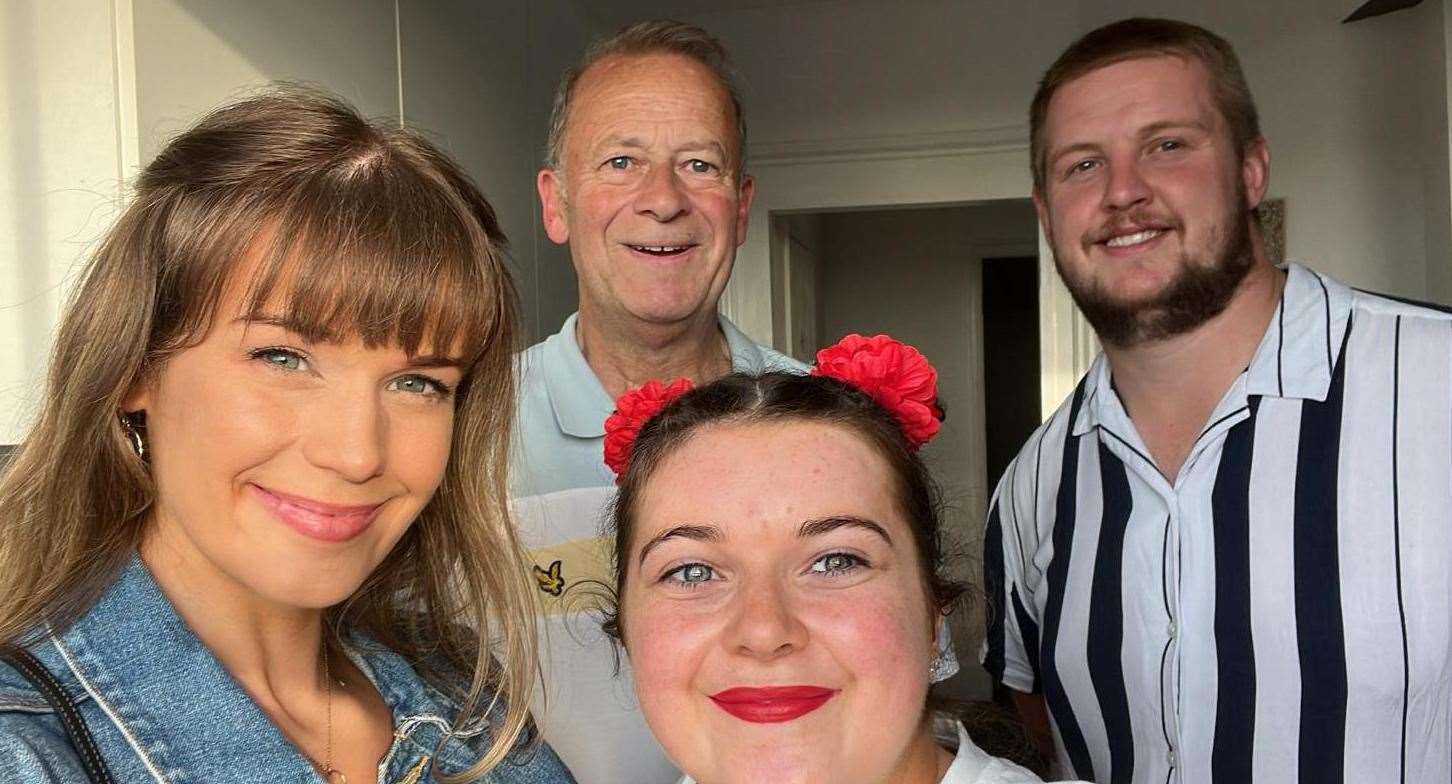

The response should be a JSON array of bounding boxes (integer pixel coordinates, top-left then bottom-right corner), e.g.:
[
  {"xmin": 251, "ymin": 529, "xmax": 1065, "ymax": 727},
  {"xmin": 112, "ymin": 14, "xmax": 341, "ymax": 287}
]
[{"xmin": 602, "ymin": 334, "xmax": 942, "ymax": 479}]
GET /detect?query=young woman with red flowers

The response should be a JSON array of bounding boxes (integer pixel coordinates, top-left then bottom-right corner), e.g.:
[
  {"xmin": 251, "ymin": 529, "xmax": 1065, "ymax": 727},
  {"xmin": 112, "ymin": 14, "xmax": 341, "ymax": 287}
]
[{"xmin": 597, "ymin": 335, "xmax": 1090, "ymax": 784}]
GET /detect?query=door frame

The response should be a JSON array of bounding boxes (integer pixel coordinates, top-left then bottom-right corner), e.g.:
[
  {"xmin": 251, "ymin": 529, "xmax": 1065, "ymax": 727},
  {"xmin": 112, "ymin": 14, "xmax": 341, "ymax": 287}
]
[{"xmin": 723, "ymin": 126, "xmax": 1096, "ymax": 418}]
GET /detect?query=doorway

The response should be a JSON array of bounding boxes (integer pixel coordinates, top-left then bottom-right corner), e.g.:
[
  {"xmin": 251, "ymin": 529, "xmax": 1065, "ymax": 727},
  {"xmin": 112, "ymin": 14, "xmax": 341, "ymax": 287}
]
[{"xmin": 772, "ymin": 199, "xmax": 1041, "ymax": 699}]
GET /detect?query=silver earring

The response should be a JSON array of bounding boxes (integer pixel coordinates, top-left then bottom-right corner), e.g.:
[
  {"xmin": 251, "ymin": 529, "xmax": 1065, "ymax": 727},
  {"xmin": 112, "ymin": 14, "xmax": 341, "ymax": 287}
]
[
  {"xmin": 928, "ymin": 622, "xmax": 959, "ymax": 684},
  {"xmin": 119, "ymin": 412, "xmax": 148, "ymax": 463},
  {"xmin": 928, "ymin": 652, "xmax": 953, "ymax": 683}
]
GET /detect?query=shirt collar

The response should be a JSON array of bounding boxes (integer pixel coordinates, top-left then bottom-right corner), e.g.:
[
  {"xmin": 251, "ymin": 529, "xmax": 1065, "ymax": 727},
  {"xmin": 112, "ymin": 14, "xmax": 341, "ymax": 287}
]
[
  {"xmin": 1073, "ymin": 262, "xmax": 1352, "ymax": 437},
  {"xmin": 1243, "ymin": 262, "xmax": 1352, "ymax": 401},
  {"xmin": 540, "ymin": 311, "xmax": 778, "ymax": 439},
  {"xmin": 47, "ymin": 555, "xmax": 477, "ymax": 779},
  {"xmin": 539, "ymin": 312, "xmax": 615, "ymax": 439}
]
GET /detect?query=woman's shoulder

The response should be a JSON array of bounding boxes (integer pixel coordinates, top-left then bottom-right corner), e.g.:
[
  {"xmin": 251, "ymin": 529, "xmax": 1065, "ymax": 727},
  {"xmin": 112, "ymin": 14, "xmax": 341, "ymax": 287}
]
[
  {"xmin": 0, "ymin": 683, "xmax": 88, "ymax": 783},
  {"xmin": 945, "ymin": 723, "xmax": 1090, "ymax": 784}
]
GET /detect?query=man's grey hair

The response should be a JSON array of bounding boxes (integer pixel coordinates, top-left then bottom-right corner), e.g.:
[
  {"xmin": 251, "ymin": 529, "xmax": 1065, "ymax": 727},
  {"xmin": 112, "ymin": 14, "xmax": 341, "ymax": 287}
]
[{"xmin": 543, "ymin": 20, "xmax": 748, "ymax": 174}]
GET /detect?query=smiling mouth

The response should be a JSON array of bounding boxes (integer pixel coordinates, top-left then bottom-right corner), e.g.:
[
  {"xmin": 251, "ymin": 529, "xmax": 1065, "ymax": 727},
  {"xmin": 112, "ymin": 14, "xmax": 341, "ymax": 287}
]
[
  {"xmin": 709, "ymin": 686, "xmax": 838, "ymax": 724},
  {"xmin": 1104, "ymin": 228, "xmax": 1165, "ymax": 248},
  {"xmin": 627, "ymin": 244, "xmax": 695, "ymax": 257},
  {"xmin": 249, "ymin": 484, "xmax": 382, "ymax": 543}
]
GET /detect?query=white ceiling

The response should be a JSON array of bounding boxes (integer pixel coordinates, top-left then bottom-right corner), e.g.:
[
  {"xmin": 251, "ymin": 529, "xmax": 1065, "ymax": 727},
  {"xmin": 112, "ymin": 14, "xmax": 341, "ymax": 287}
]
[{"xmin": 585, "ymin": 0, "xmax": 840, "ymax": 30}]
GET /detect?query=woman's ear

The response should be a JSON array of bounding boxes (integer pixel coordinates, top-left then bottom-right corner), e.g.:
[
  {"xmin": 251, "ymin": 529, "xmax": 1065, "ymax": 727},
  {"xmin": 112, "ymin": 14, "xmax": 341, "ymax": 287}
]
[{"xmin": 121, "ymin": 378, "xmax": 150, "ymax": 414}]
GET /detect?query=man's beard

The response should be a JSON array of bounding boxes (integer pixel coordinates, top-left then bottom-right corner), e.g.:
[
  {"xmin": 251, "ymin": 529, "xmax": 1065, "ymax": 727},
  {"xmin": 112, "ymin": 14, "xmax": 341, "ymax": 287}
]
[{"xmin": 1050, "ymin": 202, "xmax": 1255, "ymax": 348}]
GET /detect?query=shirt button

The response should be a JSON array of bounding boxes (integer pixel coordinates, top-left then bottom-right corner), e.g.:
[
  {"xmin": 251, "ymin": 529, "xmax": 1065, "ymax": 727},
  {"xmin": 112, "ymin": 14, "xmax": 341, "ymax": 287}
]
[
  {"xmin": 1167, "ymin": 620, "xmax": 1178, "ymax": 638},
  {"xmin": 1168, "ymin": 749, "xmax": 1177, "ymax": 767}
]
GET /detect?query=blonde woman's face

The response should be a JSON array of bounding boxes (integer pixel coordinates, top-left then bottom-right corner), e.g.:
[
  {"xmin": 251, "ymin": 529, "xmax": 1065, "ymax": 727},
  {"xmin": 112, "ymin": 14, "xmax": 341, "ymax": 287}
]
[
  {"xmin": 129, "ymin": 265, "xmax": 462, "ymax": 610},
  {"xmin": 623, "ymin": 420, "xmax": 940, "ymax": 784}
]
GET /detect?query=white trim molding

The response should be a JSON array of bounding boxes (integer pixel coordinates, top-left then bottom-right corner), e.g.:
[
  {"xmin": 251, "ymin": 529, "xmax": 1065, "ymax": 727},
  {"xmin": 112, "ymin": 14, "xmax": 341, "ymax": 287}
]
[{"xmin": 748, "ymin": 124, "xmax": 1029, "ymax": 167}]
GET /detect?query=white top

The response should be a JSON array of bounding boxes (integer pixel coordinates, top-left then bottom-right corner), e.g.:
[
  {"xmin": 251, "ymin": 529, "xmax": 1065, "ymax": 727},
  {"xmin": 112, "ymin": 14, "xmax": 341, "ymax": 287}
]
[
  {"xmin": 677, "ymin": 723, "xmax": 1084, "ymax": 784},
  {"xmin": 982, "ymin": 264, "xmax": 1452, "ymax": 783}
]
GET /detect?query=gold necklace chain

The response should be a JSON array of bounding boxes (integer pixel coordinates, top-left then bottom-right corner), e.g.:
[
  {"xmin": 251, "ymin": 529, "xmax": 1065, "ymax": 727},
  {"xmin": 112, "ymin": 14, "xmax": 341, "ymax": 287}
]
[{"xmin": 315, "ymin": 646, "xmax": 347, "ymax": 784}]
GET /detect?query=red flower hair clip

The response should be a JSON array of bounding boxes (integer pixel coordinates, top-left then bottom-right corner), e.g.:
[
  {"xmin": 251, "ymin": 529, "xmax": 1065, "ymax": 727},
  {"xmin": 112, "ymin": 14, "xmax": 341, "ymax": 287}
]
[
  {"xmin": 602, "ymin": 335, "xmax": 941, "ymax": 480},
  {"xmin": 812, "ymin": 334, "xmax": 943, "ymax": 450},
  {"xmin": 603, "ymin": 378, "xmax": 694, "ymax": 479}
]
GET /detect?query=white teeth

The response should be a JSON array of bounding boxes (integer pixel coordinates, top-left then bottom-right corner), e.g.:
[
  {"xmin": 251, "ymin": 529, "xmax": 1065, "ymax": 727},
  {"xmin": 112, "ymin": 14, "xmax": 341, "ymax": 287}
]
[
  {"xmin": 634, "ymin": 245, "xmax": 688, "ymax": 253},
  {"xmin": 1106, "ymin": 229, "xmax": 1163, "ymax": 248}
]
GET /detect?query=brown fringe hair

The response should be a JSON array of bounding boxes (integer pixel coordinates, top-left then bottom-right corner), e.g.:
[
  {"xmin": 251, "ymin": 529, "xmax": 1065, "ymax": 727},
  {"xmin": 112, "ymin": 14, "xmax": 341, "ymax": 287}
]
[{"xmin": 0, "ymin": 86, "xmax": 537, "ymax": 782}]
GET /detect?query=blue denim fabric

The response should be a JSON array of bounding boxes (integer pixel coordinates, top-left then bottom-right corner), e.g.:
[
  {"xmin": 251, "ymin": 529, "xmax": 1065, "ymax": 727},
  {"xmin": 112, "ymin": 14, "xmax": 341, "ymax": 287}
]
[{"xmin": 0, "ymin": 556, "xmax": 576, "ymax": 783}]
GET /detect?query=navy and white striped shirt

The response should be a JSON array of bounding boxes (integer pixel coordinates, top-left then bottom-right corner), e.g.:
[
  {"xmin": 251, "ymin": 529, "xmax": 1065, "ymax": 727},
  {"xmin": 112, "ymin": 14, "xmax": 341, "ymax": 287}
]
[{"xmin": 982, "ymin": 263, "xmax": 1452, "ymax": 784}]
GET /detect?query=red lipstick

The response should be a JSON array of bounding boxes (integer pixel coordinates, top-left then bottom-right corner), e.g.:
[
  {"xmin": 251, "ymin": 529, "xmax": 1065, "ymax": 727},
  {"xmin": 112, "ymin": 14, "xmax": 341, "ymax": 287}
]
[
  {"xmin": 709, "ymin": 686, "xmax": 838, "ymax": 723},
  {"xmin": 250, "ymin": 484, "xmax": 381, "ymax": 543}
]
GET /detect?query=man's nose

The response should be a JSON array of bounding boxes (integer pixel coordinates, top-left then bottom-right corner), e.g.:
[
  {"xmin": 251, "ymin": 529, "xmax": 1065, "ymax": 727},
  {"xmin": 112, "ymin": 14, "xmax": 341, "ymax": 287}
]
[
  {"xmin": 1102, "ymin": 158, "xmax": 1153, "ymax": 213},
  {"xmin": 633, "ymin": 164, "xmax": 690, "ymax": 222}
]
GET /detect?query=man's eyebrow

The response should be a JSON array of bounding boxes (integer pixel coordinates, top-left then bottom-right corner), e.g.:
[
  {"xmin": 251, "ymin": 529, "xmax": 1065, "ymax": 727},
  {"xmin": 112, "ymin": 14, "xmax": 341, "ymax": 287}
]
[
  {"xmin": 676, "ymin": 140, "xmax": 728, "ymax": 157},
  {"xmin": 637, "ymin": 524, "xmax": 723, "ymax": 566},
  {"xmin": 1137, "ymin": 119, "xmax": 1213, "ymax": 139},
  {"xmin": 595, "ymin": 135, "xmax": 649, "ymax": 153},
  {"xmin": 797, "ymin": 516, "xmax": 893, "ymax": 545},
  {"xmin": 1047, "ymin": 141, "xmax": 1102, "ymax": 169}
]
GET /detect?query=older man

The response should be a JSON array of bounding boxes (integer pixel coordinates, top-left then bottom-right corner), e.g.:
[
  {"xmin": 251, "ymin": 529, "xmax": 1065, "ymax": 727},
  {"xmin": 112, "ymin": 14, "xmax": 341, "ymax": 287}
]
[
  {"xmin": 984, "ymin": 17, "xmax": 1452, "ymax": 784},
  {"xmin": 513, "ymin": 21, "xmax": 803, "ymax": 783}
]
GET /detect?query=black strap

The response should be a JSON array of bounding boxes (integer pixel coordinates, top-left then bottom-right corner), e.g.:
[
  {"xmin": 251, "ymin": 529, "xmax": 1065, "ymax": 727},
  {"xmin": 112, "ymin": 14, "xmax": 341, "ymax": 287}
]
[{"xmin": 1, "ymin": 646, "xmax": 115, "ymax": 783}]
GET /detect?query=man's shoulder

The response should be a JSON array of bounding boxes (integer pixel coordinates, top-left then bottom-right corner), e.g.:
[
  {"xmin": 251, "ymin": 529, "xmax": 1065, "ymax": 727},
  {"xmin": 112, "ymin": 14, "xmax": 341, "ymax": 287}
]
[
  {"xmin": 719, "ymin": 315, "xmax": 810, "ymax": 374},
  {"xmin": 753, "ymin": 343, "xmax": 810, "ymax": 374},
  {"xmin": 990, "ymin": 377, "xmax": 1089, "ymax": 510},
  {"xmin": 1347, "ymin": 286, "xmax": 1452, "ymax": 325}
]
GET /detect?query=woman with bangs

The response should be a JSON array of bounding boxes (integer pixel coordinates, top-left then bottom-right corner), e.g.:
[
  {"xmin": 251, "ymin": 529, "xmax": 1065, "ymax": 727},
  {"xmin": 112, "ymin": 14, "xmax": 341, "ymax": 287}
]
[{"xmin": 0, "ymin": 89, "xmax": 574, "ymax": 783}]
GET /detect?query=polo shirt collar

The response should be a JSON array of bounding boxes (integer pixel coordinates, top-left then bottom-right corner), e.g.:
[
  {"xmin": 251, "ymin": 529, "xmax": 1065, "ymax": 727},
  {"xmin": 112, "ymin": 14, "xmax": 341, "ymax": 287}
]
[
  {"xmin": 540, "ymin": 311, "xmax": 776, "ymax": 439},
  {"xmin": 1073, "ymin": 262, "xmax": 1353, "ymax": 437},
  {"xmin": 539, "ymin": 313, "xmax": 615, "ymax": 439}
]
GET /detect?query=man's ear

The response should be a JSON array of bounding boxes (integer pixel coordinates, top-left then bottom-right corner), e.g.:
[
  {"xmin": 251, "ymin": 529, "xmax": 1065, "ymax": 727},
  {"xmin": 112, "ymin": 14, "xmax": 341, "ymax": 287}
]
[
  {"xmin": 734, "ymin": 174, "xmax": 756, "ymax": 245},
  {"xmin": 1241, "ymin": 137, "xmax": 1271, "ymax": 210},
  {"xmin": 1032, "ymin": 187, "xmax": 1052, "ymax": 236},
  {"xmin": 538, "ymin": 168, "xmax": 571, "ymax": 245}
]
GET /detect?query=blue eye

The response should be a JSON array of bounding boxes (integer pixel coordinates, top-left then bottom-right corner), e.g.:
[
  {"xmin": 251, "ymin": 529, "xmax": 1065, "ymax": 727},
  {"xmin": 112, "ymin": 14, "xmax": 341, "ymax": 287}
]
[
  {"xmin": 687, "ymin": 159, "xmax": 716, "ymax": 174},
  {"xmin": 809, "ymin": 552, "xmax": 865, "ymax": 576},
  {"xmin": 664, "ymin": 563, "xmax": 716, "ymax": 587},
  {"xmin": 1068, "ymin": 159, "xmax": 1099, "ymax": 176},
  {"xmin": 606, "ymin": 156, "xmax": 632, "ymax": 170},
  {"xmin": 251, "ymin": 347, "xmax": 307, "ymax": 372},
  {"xmin": 389, "ymin": 374, "xmax": 452, "ymax": 399},
  {"xmin": 1155, "ymin": 139, "xmax": 1184, "ymax": 152}
]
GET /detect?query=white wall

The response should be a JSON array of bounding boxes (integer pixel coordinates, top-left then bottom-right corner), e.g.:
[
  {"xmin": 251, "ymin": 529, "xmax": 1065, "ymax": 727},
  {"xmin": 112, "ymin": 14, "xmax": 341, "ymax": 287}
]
[
  {"xmin": 398, "ymin": 0, "xmax": 599, "ymax": 340},
  {"xmin": 131, "ymin": 0, "xmax": 400, "ymax": 163},
  {"xmin": 0, "ymin": 0, "xmax": 603, "ymax": 443},
  {"xmin": 815, "ymin": 203, "xmax": 1027, "ymax": 699},
  {"xmin": 0, "ymin": 0, "xmax": 132, "ymax": 443},
  {"xmin": 683, "ymin": 0, "xmax": 1452, "ymax": 348}
]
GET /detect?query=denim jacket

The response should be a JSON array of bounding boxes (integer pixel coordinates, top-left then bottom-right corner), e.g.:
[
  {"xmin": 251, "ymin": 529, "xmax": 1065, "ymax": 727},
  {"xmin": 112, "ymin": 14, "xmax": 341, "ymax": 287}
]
[{"xmin": 0, "ymin": 556, "xmax": 576, "ymax": 783}]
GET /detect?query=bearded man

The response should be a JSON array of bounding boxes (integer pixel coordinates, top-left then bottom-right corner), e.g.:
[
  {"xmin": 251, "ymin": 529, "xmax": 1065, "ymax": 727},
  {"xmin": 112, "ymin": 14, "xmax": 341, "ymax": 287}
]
[{"xmin": 983, "ymin": 17, "xmax": 1452, "ymax": 784}]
